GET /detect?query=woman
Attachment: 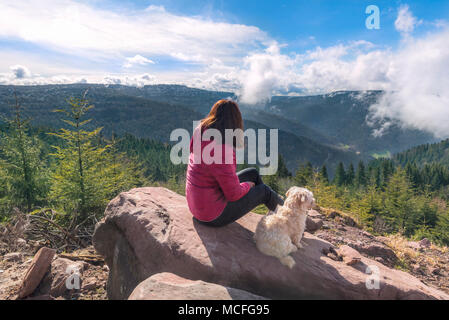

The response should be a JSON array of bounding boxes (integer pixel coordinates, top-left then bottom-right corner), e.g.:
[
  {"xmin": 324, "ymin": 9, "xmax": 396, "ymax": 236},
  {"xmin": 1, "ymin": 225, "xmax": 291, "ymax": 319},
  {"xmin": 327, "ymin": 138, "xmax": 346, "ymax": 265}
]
[{"xmin": 186, "ymin": 99, "xmax": 284, "ymax": 227}]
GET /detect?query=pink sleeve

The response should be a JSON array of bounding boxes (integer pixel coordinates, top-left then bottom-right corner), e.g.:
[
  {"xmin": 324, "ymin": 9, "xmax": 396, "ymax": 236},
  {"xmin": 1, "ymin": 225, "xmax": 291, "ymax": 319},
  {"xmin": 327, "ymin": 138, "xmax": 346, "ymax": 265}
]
[
  {"xmin": 212, "ymin": 163, "xmax": 251, "ymax": 202},
  {"xmin": 210, "ymin": 145, "xmax": 250, "ymax": 202}
]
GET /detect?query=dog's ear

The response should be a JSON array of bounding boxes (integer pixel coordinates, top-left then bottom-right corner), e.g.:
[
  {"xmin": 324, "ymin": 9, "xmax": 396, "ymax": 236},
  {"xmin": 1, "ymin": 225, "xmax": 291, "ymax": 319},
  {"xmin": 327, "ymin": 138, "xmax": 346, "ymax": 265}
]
[{"xmin": 286, "ymin": 187, "xmax": 296, "ymax": 198}]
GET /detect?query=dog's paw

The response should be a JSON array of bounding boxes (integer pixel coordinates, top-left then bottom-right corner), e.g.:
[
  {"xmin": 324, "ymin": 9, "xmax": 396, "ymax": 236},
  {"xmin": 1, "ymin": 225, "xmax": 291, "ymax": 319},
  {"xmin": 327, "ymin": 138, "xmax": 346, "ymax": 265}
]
[{"xmin": 280, "ymin": 256, "xmax": 296, "ymax": 269}]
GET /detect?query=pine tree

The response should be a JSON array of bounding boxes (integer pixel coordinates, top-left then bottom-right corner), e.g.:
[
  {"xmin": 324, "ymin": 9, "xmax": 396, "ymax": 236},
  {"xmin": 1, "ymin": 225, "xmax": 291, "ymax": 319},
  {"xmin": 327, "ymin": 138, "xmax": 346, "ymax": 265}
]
[
  {"xmin": 0, "ymin": 93, "xmax": 49, "ymax": 211},
  {"xmin": 333, "ymin": 162, "xmax": 346, "ymax": 187},
  {"xmin": 319, "ymin": 165, "xmax": 329, "ymax": 183},
  {"xmin": 48, "ymin": 92, "xmax": 132, "ymax": 222},
  {"xmin": 346, "ymin": 163, "xmax": 355, "ymax": 186},
  {"xmin": 355, "ymin": 161, "xmax": 367, "ymax": 187},
  {"xmin": 295, "ymin": 162, "xmax": 313, "ymax": 186},
  {"xmin": 277, "ymin": 154, "xmax": 291, "ymax": 178},
  {"xmin": 383, "ymin": 168, "xmax": 417, "ymax": 236}
]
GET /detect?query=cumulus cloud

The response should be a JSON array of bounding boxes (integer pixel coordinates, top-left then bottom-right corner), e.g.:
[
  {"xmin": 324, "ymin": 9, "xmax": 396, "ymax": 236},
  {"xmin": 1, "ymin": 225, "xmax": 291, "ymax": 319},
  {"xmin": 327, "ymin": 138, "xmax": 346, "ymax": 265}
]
[
  {"xmin": 239, "ymin": 45, "xmax": 296, "ymax": 104},
  {"xmin": 368, "ymin": 28, "xmax": 449, "ymax": 138},
  {"xmin": 237, "ymin": 41, "xmax": 390, "ymax": 104},
  {"xmin": 395, "ymin": 5, "xmax": 421, "ymax": 35},
  {"xmin": 234, "ymin": 6, "xmax": 449, "ymax": 138},
  {"xmin": 10, "ymin": 64, "xmax": 31, "ymax": 78},
  {"xmin": 123, "ymin": 55, "xmax": 155, "ymax": 68}
]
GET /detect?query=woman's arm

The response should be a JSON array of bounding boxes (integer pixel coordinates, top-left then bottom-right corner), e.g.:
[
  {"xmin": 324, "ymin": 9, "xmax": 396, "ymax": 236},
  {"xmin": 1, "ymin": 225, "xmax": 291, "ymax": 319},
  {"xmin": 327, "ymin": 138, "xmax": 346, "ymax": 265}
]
[{"xmin": 212, "ymin": 162, "xmax": 251, "ymax": 202}]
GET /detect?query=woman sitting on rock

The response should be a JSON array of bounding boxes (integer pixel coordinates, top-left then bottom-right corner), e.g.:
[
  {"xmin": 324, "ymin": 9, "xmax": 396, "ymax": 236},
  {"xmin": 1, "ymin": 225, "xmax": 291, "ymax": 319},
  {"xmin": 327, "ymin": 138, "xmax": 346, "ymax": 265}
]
[{"xmin": 186, "ymin": 99, "xmax": 284, "ymax": 227}]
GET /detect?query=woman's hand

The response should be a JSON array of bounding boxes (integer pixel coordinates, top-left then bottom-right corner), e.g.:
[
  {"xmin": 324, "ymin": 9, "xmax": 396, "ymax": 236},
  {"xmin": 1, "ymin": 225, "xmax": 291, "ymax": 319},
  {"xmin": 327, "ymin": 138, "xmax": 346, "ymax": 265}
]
[{"xmin": 244, "ymin": 181, "xmax": 255, "ymax": 188}]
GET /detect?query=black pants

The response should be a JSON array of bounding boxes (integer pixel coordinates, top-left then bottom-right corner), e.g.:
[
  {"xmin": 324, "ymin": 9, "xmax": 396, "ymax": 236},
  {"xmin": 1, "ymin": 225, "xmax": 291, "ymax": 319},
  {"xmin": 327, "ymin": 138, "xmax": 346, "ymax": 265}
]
[{"xmin": 196, "ymin": 168, "xmax": 284, "ymax": 227}]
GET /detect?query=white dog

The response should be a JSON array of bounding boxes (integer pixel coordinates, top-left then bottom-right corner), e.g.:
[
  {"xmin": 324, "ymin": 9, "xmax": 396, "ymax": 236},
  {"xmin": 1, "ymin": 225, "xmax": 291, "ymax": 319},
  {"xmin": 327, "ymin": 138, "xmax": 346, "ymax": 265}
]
[{"xmin": 254, "ymin": 187, "xmax": 315, "ymax": 268}]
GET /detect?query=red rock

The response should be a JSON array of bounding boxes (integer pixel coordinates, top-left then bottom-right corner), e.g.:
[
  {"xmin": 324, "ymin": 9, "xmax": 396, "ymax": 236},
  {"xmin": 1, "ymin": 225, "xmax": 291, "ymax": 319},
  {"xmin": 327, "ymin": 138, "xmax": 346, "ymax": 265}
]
[
  {"xmin": 419, "ymin": 238, "xmax": 431, "ymax": 248},
  {"xmin": 18, "ymin": 247, "xmax": 56, "ymax": 299},
  {"xmin": 307, "ymin": 210, "xmax": 323, "ymax": 219},
  {"xmin": 3, "ymin": 252, "xmax": 23, "ymax": 262},
  {"xmin": 81, "ymin": 277, "xmax": 98, "ymax": 291},
  {"xmin": 129, "ymin": 272, "xmax": 268, "ymax": 300},
  {"xmin": 337, "ymin": 245, "xmax": 362, "ymax": 266},
  {"xmin": 408, "ymin": 241, "xmax": 422, "ymax": 250},
  {"xmin": 306, "ymin": 217, "xmax": 323, "ymax": 233},
  {"xmin": 353, "ymin": 242, "xmax": 398, "ymax": 263},
  {"xmin": 46, "ymin": 258, "xmax": 85, "ymax": 297},
  {"xmin": 93, "ymin": 187, "xmax": 449, "ymax": 300}
]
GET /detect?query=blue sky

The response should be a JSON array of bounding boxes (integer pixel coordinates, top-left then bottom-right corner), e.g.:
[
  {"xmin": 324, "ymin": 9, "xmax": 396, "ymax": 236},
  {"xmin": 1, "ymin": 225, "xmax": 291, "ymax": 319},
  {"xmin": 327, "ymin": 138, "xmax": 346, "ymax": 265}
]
[{"xmin": 96, "ymin": 0, "xmax": 449, "ymax": 48}]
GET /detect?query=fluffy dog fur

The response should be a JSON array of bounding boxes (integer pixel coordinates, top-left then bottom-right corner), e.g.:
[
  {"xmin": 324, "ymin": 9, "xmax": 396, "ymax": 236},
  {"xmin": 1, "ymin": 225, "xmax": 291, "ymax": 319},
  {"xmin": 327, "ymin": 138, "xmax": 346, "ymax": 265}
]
[{"xmin": 254, "ymin": 187, "xmax": 315, "ymax": 268}]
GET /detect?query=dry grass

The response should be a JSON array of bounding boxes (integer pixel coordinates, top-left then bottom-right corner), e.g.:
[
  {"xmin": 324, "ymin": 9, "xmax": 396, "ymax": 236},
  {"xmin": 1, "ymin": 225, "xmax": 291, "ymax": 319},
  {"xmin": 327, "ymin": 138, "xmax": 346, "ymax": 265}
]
[
  {"xmin": 319, "ymin": 207, "xmax": 361, "ymax": 228},
  {"xmin": 385, "ymin": 234, "xmax": 421, "ymax": 261}
]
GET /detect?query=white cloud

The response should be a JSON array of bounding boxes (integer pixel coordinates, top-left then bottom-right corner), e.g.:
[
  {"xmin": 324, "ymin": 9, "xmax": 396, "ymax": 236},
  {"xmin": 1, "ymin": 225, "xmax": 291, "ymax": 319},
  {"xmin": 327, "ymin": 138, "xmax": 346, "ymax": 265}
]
[
  {"xmin": 10, "ymin": 65, "xmax": 31, "ymax": 79},
  {"xmin": 239, "ymin": 44, "xmax": 296, "ymax": 104},
  {"xmin": 368, "ymin": 28, "xmax": 449, "ymax": 138},
  {"xmin": 123, "ymin": 55, "xmax": 155, "ymax": 68},
  {"xmin": 0, "ymin": 0, "xmax": 267, "ymax": 65},
  {"xmin": 395, "ymin": 5, "xmax": 421, "ymax": 35}
]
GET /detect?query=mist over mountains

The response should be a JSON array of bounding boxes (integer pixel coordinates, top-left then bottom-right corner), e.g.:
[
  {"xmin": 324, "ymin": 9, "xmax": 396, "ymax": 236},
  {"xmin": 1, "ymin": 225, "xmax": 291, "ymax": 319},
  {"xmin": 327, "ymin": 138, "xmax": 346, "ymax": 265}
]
[{"xmin": 0, "ymin": 84, "xmax": 439, "ymax": 174}]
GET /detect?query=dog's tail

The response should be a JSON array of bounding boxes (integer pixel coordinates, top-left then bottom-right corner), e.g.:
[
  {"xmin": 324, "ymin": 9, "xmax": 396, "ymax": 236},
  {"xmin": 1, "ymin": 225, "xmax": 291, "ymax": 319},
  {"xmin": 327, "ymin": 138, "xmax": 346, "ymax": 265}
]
[{"xmin": 279, "ymin": 256, "xmax": 296, "ymax": 269}]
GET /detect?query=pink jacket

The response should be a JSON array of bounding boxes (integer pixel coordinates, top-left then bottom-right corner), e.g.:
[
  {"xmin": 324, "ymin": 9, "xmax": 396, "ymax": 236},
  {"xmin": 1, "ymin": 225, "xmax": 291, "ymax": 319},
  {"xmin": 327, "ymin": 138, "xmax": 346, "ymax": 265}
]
[{"xmin": 185, "ymin": 128, "xmax": 250, "ymax": 222}]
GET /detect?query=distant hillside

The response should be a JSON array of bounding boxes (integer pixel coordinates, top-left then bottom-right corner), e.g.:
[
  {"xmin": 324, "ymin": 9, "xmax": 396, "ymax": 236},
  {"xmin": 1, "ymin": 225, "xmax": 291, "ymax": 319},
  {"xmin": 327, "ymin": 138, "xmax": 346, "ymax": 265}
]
[
  {"xmin": 0, "ymin": 84, "xmax": 203, "ymax": 141},
  {"xmin": 263, "ymin": 91, "xmax": 437, "ymax": 156},
  {"xmin": 0, "ymin": 84, "xmax": 362, "ymax": 174},
  {"xmin": 244, "ymin": 120, "xmax": 362, "ymax": 175},
  {"xmin": 395, "ymin": 139, "xmax": 449, "ymax": 167},
  {"xmin": 241, "ymin": 107, "xmax": 337, "ymax": 146}
]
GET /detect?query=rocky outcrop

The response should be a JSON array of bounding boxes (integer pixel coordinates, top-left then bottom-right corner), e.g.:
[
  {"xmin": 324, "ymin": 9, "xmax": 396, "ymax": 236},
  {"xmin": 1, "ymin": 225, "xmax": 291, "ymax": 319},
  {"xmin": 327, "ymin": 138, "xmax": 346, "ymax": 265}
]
[
  {"xmin": 18, "ymin": 247, "xmax": 55, "ymax": 299},
  {"xmin": 306, "ymin": 211, "xmax": 324, "ymax": 233},
  {"xmin": 93, "ymin": 187, "xmax": 449, "ymax": 300},
  {"xmin": 129, "ymin": 272, "xmax": 268, "ymax": 300},
  {"xmin": 37, "ymin": 258, "xmax": 86, "ymax": 298},
  {"xmin": 337, "ymin": 245, "xmax": 362, "ymax": 266}
]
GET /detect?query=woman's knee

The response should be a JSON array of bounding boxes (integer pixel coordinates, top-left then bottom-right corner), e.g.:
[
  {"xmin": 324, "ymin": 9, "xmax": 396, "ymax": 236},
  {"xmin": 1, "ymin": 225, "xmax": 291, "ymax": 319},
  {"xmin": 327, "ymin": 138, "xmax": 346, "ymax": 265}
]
[{"xmin": 237, "ymin": 167, "xmax": 260, "ymax": 183}]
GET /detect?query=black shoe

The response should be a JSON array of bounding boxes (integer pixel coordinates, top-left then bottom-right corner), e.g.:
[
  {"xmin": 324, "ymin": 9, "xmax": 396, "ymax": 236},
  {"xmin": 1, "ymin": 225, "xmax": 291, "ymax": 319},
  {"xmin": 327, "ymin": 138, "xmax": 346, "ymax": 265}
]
[{"xmin": 265, "ymin": 186, "xmax": 284, "ymax": 211}]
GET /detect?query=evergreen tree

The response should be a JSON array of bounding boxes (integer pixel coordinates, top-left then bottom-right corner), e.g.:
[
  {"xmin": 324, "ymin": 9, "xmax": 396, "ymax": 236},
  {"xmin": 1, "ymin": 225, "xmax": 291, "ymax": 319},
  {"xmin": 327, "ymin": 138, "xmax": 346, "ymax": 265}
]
[
  {"xmin": 295, "ymin": 162, "xmax": 313, "ymax": 186},
  {"xmin": 319, "ymin": 165, "xmax": 329, "ymax": 183},
  {"xmin": 346, "ymin": 163, "xmax": 355, "ymax": 186},
  {"xmin": 48, "ymin": 92, "xmax": 133, "ymax": 222},
  {"xmin": 0, "ymin": 93, "xmax": 49, "ymax": 211},
  {"xmin": 277, "ymin": 154, "xmax": 291, "ymax": 178},
  {"xmin": 383, "ymin": 168, "xmax": 417, "ymax": 236},
  {"xmin": 355, "ymin": 161, "xmax": 367, "ymax": 187},
  {"xmin": 333, "ymin": 162, "xmax": 346, "ymax": 187}
]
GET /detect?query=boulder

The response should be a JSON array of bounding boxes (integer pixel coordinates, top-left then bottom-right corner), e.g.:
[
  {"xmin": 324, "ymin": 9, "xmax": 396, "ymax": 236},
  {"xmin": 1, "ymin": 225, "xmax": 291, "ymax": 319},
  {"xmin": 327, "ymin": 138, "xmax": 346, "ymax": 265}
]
[
  {"xmin": 18, "ymin": 247, "xmax": 56, "ymax": 299},
  {"xmin": 37, "ymin": 257, "xmax": 86, "ymax": 298},
  {"xmin": 93, "ymin": 187, "xmax": 449, "ymax": 300},
  {"xmin": 307, "ymin": 210, "xmax": 323, "ymax": 219},
  {"xmin": 306, "ymin": 217, "xmax": 324, "ymax": 233},
  {"xmin": 407, "ymin": 241, "xmax": 422, "ymax": 250},
  {"xmin": 3, "ymin": 252, "xmax": 23, "ymax": 263},
  {"xmin": 129, "ymin": 272, "xmax": 268, "ymax": 300},
  {"xmin": 352, "ymin": 243, "xmax": 398, "ymax": 264},
  {"xmin": 337, "ymin": 245, "xmax": 362, "ymax": 266},
  {"xmin": 419, "ymin": 238, "xmax": 431, "ymax": 248}
]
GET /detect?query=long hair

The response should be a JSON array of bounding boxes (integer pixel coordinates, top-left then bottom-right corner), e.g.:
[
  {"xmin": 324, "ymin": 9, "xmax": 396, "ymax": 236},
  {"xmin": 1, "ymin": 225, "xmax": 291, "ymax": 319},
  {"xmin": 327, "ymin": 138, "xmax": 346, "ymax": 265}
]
[{"xmin": 200, "ymin": 99, "xmax": 244, "ymax": 148}]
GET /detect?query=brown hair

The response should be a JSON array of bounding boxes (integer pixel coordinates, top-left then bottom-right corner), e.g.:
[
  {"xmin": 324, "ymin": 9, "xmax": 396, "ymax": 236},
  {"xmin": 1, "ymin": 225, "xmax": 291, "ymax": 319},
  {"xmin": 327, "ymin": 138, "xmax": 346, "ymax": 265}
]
[{"xmin": 200, "ymin": 99, "xmax": 244, "ymax": 147}]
